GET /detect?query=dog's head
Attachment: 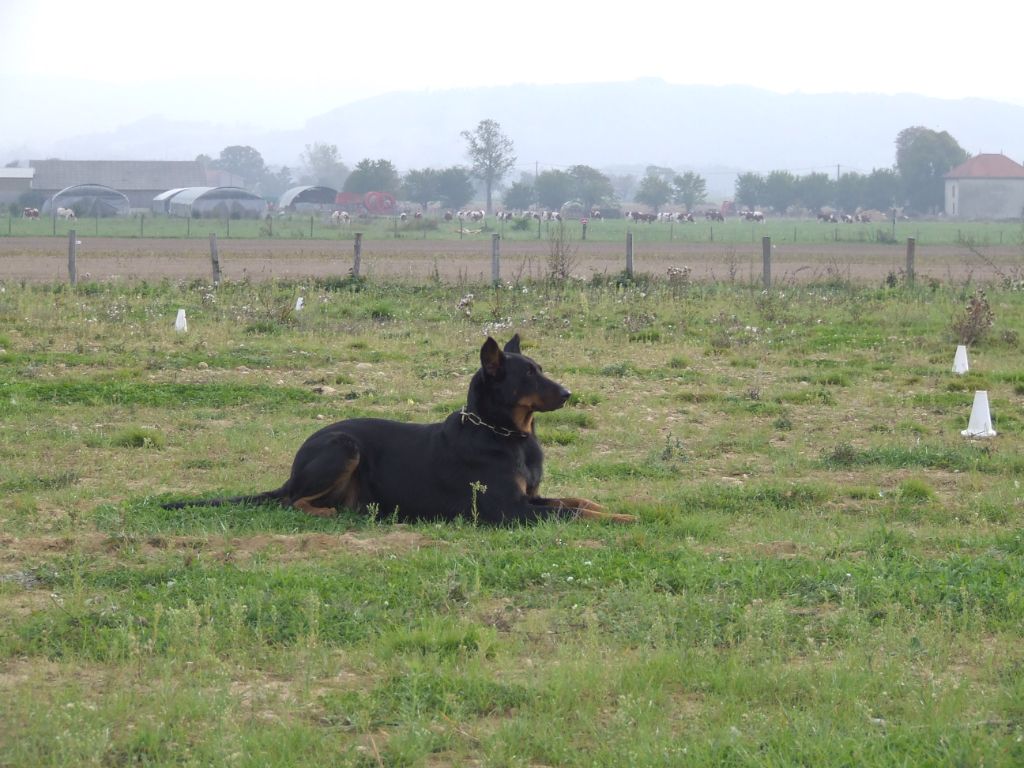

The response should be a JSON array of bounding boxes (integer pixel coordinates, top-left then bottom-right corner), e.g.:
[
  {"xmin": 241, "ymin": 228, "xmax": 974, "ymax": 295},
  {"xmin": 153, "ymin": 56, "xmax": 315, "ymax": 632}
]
[{"xmin": 477, "ymin": 335, "xmax": 570, "ymax": 431}]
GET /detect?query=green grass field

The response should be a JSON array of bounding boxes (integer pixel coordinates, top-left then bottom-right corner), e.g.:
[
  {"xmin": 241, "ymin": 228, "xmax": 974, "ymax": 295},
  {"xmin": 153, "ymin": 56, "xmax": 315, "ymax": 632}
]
[
  {"xmin": 4, "ymin": 212, "xmax": 1023, "ymax": 248},
  {"xmin": 1, "ymin": 272, "xmax": 1023, "ymax": 766}
]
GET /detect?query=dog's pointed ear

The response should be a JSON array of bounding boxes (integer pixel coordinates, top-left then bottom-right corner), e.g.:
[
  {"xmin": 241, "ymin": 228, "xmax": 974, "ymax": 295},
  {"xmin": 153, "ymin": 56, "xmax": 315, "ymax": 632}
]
[
  {"xmin": 480, "ymin": 337, "xmax": 505, "ymax": 377},
  {"xmin": 503, "ymin": 334, "xmax": 521, "ymax": 355}
]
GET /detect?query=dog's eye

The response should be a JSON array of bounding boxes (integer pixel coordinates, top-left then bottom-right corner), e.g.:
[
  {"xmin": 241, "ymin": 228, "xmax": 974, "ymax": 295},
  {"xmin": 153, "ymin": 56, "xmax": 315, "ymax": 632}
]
[{"xmin": 526, "ymin": 367, "xmax": 535, "ymax": 376}]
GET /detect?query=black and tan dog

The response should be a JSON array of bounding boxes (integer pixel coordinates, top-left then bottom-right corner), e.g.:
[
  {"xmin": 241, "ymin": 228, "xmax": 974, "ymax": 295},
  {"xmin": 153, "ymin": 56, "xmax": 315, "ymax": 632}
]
[{"xmin": 164, "ymin": 335, "xmax": 637, "ymax": 524}]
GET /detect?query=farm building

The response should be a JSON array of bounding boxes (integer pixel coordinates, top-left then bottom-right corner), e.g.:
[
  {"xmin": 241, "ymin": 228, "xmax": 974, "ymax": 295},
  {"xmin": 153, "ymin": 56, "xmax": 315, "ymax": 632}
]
[
  {"xmin": 152, "ymin": 188, "xmax": 187, "ymax": 215},
  {"xmin": 0, "ymin": 167, "xmax": 35, "ymax": 207},
  {"xmin": 279, "ymin": 186, "xmax": 338, "ymax": 212},
  {"xmin": 42, "ymin": 184, "xmax": 130, "ymax": 217},
  {"xmin": 29, "ymin": 160, "xmax": 208, "ymax": 211},
  {"xmin": 944, "ymin": 153, "xmax": 1024, "ymax": 219},
  {"xmin": 168, "ymin": 187, "xmax": 268, "ymax": 219}
]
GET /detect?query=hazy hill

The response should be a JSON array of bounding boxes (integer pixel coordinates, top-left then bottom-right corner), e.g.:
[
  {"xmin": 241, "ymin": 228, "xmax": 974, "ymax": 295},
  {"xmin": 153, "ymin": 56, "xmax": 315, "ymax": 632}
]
[{"xmin": 11, "ymin": 79, "xmax": 1024, "ymax": 198}]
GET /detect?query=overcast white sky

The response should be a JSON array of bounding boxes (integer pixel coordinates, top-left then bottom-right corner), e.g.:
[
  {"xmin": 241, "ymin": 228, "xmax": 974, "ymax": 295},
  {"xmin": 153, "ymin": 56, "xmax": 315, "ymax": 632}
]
[{"xmin": 3, "ymin": 0, "xmax": 1024, "ymax": 145}]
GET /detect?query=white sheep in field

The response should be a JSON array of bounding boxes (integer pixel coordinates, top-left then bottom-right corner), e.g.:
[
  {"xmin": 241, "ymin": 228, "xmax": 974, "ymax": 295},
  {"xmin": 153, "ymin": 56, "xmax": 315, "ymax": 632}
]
[{"xmin": 57, "ymin": 207, "xmax": 76, "ymax": 220}]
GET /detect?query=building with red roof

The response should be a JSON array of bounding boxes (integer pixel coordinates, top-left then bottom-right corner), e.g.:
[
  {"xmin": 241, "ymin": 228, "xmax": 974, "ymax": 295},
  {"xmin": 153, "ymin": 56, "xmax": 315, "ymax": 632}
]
[{"xmin": 944, "ymin": 153, "xmax": 1024, "ymax": 219}]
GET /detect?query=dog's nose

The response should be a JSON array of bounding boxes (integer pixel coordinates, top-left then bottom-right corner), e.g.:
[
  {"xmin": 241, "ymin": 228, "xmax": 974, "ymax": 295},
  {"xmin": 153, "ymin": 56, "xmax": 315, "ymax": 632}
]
[{"xmin": 559, "ymin": 387, "xmax": 571, "ymax": 403}]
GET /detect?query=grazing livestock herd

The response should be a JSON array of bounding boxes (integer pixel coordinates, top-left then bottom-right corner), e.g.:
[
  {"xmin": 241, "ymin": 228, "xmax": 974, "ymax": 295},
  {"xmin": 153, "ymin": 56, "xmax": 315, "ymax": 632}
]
[
  {"xmin": 817, "ymin": 211, "xmax": 872, "ymax": 223},
  {"xmin": 297, "ymin": 206, "xmax": 883, "ymax": 228},
  {"xmin": 18, "ymin": 201, "xmax": 882, "ymax": 228}
]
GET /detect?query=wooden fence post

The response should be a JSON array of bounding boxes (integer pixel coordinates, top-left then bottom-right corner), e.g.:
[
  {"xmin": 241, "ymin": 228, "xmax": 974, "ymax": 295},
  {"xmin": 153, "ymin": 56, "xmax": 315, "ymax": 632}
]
[
  {"xmin": 67, "ymin": 229, "xmax": 77, "ymax": 286},
  {"xmin": 353, "ymin": 232, "xmax": 363, "ymax": 277},
  {"xmin": 906, "ymin": 237, "xmax": 916, "ymax": 285},
  {"xmin": 209, "ymin": 233, "xmax": 221, "ymax": 285},
  {"xmin": 625, "ymin": 232, "xmax": 634, "ymax": 278},
  {"xmin": 491, "ymin": 233, "xmax": 501, "ymax": 283},
  {"xmin": 762, "ymin": 236, "xmax": 772, "ymax": 290}
]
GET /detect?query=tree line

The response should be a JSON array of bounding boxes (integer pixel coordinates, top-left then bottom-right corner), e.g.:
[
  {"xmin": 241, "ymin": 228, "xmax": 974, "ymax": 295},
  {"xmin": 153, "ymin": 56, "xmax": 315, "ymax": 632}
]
[{"xmin": 201, "ymin": 123, "xmax": 969, "ymax": 216}]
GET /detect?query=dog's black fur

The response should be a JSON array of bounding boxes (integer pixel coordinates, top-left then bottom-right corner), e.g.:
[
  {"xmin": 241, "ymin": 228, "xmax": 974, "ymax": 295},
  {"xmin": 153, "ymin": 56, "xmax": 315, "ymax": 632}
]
[{"xmin": 163, "ymin": 335, "xmax": 637, "ymax": 524}]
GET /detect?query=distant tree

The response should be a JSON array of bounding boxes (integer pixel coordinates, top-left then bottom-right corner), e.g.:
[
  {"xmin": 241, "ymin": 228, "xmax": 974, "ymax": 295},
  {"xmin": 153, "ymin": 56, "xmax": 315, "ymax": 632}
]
[
  {"xmin": 634, "ymin": 173, "xmax": 674, "ymax": 213},
  {"xmin": 568, "ymin": 165, "xmax": 615, "ymax": 212},
  {"xmin": 259, "ymin": 166, "xmax": 295, "ymax": 199},
  {"xmin": 762, "ymin": 170, "xmax": 797, "ymax": 213},
  {"xmin": 502, "ymin": 180, "xmax": 536, "ymax": 211},
  {"xmin": 535, "ymin": 170, "xmax": 574, "ymax": 211},
  {"xmin": 343, "ymin": 159, "xmax": 400, "ymax": 195},
  {"xmin": 672, "ymin": 171, "xmax": 708, "ymax": 210},
  {"xmin": 301, "ymin": 143, "xmax": 349, "ymax": 189},
  {"xmin": 834, "ymin": 171, "xmax": 864, "ymax": 212},
  {"xmin": 461, "ymin": 119, "xmax": 517, "ymax": 214},
  {"xmin": 645, "ymin": 165, "xmax": 676, "ymax": 182},
  {"xmin": 862, "ymin": 167, "xmax": 901, "ymax": 211},
  {"xmin": 401, "ymin": 168, "xmax": 441, "ymax": 209},
  {"xmin": 895, "ymin": 126, "xmax": 969, "ymax": 213},
  {"xmin": 608, "ymin": 173, "xmax": 637, "ymax": 203},
  {"xmin": 4, "ymin": 160, "xmax": 19, "ymax": 168},
  {"xmin": 436, "ymin": 167, "xmax": 475, "ymax": 210},
  {"xmin": 734, "ymin": 172, "xmax": 766, "ymax": 208},
  {"xmin": 195, "ymin": 153, "xmax": 213, "ymax": 169},
  {"xmin": 214, "ymin": 145, "xmax": 266, "ymax": 187},
  {"xmin": 795, "ymin": 172, "xmax": 834, "ymax": 211}
]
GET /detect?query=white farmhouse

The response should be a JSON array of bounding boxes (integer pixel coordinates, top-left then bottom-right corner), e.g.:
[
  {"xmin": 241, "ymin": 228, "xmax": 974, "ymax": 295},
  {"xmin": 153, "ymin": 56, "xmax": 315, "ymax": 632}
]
[{"xmin": 944, "ymin": 153, "xmax": 1024, "ymax": 219}]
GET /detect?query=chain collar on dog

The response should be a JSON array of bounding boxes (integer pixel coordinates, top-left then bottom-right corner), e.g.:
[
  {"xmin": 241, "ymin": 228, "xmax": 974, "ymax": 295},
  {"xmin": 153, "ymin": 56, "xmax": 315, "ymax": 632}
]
[{"xmin": 459, "ymin": 408, "xmax": 529, "ymax": 438}]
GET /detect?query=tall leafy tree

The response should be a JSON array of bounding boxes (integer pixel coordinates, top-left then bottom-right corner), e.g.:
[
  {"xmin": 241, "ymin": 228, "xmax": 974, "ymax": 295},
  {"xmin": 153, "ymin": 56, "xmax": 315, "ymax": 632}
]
[
  {"xmin": 343, "ymin": 159, "xmax": 400, "ymax": 195},
  {"xmin": 301, "ymin": 143, "xmax": 349, "ymax": 189},
  {"xmin": 536, "ymin": 170, "xmax": 574, "ymax": 211},
  {"xmin": 645, "ymin": 165, "xmax": 676, "ymax": 182},
  {"xmin": 259, "ymin": 166, "xmax": 295, "ymax": 199},
  {"xmin": 895, "ymin": 127, "xmax": 968, "ymax": 213},
  {"xmin": 834, "ymin": 172, "xmax": 864, "ymax": 212},
  {"xmin": 734, "ymin": 172, "xmax": 766, "ymax": 208},
  {"xmin": 214, "ymin": 145, "xmax": 266, "ymax": 187},
  {"xmin": 672, "ymin": 171, "xmax": 708, "ymax": 210},
  {"xmin": 863, "ymin": 167, "xmax": 901, "ymax": 211},
  {"xmin": 436, "ymin": 167, "xmax": 475, "ymax": 210},
  {"xmin": 568, "ymin": 165, "xmax": 615, "ymax": 212},
  {"xmin": 502, "ymin": 180, "xmax": 536, "ymax": 211},
  {"xmin": 634, "ymin": 173, "xmax": 673, "ymax": 213},
  {"xmin": 401, "ymin": 168, "xmax": 441, "ymax": 209},
  {"xmin": 461, "ymin": 119, "xmax": 516, "ymax": 213},
  {"xmin": 795, "ymin": 172, "xmax": 834, "ymax": 211},
  {"xmin": 762, "ymin": 170, "xmax": 797, "ymax": 213}
]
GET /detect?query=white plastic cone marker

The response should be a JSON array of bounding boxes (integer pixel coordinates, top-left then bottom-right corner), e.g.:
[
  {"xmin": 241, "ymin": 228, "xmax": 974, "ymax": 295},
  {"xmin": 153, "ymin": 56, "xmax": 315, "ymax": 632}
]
[
  {"xmin": 961, "ymin": 390, "xmax": 996, "ymax": 438},
  {"xmin": 175, "ymin": 308, "xmax": 187, "ymax": 333},
  {"xmin": 952, "ymin": 344, "xmax": 969, "ymax": 375},
  {"xmin": 295, "ymin": 296, "xmax": 304, "ymax": 311}
]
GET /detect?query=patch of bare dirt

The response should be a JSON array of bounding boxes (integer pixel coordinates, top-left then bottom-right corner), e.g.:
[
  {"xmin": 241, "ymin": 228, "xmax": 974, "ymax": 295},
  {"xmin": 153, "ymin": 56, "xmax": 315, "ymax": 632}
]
[{"xmin": 0, "ymin": 530, "xmax": 443, "ymax": 565}]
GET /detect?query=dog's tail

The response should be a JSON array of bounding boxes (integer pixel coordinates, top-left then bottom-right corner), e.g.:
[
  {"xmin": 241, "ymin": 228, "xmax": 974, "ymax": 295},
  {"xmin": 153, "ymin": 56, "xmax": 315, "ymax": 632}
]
[{"xmin": 160, "ymin": 487, "xmax": 288, "ymax": 510}]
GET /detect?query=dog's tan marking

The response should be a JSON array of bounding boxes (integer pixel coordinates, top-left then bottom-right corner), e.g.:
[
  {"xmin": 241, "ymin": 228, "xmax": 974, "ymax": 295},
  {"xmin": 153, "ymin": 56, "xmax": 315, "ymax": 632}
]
[
  {"xmin": 553, "ymin": 496, "xmax": 639, "ymax": 523},
  {"xmin": 293, "ymin": 499, "xmax": 337, "ymax": 517},
  {"xmin": 513, "ymin": 393, "xmax": 546, "ymax": 433},
  {"xmin": 292, "ymin": 456, "xmax": 360, "ymax": 518}
]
